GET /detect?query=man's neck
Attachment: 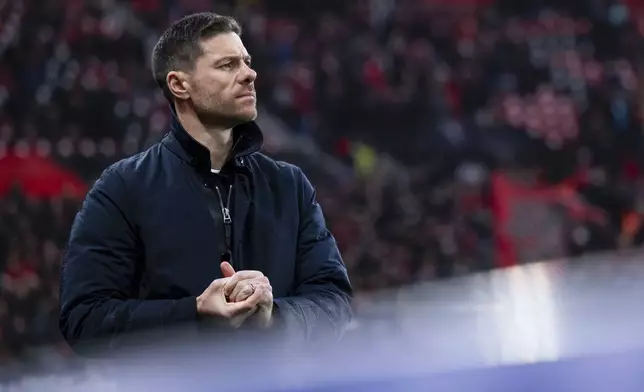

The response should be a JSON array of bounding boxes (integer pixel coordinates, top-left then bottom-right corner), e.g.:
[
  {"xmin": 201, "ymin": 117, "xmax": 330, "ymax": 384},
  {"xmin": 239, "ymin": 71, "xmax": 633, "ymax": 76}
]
[{"xmin": 176, "ymin": 109, "xmax": 233, "ymax": 170}]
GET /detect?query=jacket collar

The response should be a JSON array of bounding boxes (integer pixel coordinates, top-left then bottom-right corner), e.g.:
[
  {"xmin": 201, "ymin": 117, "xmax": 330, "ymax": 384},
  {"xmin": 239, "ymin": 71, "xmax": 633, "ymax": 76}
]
[{"xmin": 162, "ymin": 105, "xmax": 263, "ymax": 171}]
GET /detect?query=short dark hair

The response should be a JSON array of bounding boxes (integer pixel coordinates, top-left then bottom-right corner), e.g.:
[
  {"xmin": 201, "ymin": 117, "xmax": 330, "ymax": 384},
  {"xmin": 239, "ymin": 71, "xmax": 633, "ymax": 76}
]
[{"xmin": 151, "ymin": 12, "xmax": 242, "ymax": 101}]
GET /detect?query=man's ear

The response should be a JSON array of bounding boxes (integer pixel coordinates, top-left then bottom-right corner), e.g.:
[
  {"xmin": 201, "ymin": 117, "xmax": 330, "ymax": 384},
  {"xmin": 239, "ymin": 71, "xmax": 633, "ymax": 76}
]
[{"xmin": 166, "ymin": 71, "xmax": 190, "ymax": 100}]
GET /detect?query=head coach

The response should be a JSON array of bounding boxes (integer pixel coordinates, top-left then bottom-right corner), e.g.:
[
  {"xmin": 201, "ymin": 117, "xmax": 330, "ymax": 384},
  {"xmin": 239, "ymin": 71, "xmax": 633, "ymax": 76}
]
[{"xmin": 58, "ymin": 12, "xmax": 353, "ymax": 354}]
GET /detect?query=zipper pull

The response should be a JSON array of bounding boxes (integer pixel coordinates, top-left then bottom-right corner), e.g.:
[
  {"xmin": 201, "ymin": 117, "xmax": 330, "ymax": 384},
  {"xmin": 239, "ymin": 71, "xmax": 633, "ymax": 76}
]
[
  {"xmin": 222, "ymin": 207, "xmax": 232, "ymax": 223},
  {"xmin": 215, "ymin": 185, "xmax": 233, "ymax": 224}
]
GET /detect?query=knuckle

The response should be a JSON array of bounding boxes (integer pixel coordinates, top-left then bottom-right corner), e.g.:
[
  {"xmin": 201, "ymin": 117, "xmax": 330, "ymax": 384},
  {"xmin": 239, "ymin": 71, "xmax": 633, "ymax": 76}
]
[
  {"xmin": 235, "ymin": 295, "xmax": 247, "ymax": 303},
  {"xmin": 224, "ymin": 281, "xmax": 237, "ymax": 292},
  {"xmin": 211, "ymin": 278, "xmax": 223, "ymax": 288}
]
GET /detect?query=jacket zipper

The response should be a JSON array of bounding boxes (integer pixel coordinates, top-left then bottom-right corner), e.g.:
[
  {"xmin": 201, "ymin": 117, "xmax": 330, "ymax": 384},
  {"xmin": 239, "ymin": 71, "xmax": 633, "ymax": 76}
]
[{"xmin": 214, "ymin": 185, "xmax": 233, "ymax": 266}]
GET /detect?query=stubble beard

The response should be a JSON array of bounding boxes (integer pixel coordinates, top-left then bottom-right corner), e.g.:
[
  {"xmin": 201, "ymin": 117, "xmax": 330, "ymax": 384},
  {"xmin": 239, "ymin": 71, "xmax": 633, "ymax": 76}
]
[{"xmin": 195, "ymin": 95, "xmax": 255, "ymax": 128}]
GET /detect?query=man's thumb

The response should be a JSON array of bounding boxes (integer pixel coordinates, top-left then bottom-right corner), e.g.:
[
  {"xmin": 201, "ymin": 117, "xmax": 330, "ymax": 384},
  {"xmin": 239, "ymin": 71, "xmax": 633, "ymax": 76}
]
[{"xmin": 221, "ymin": 261, "xmax": 235, "ymax": 278}]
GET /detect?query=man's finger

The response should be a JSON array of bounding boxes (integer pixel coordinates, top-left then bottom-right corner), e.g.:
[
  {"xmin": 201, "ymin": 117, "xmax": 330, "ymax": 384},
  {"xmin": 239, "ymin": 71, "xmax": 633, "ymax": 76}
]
[
  {"xmin": 226, "ymin": 288, "xmax": 263, "ymax": 317},
  {"xmin": 256, "ymin": 285, "xmax": 274, "ymax": 307},
  {"xmin": 232, "ymin": 281, "xmax": 272, "ymax": 303},
  {"xmin": 230, "ymin": 282, "xmax": 255, "ymax": 303},
  {"xmin": 220, "ymin": 262, "xmax": 236, "ymax": 278},
  {"xmin": 229, "ymin": 276, "xmax": 267, "ymax": 302},
  {"xmin": 203, "ymin": 277, "xmax": 229, "ymax": 297},
  {"xmin": 223, "ymin": 270, "xmax": 264, "ymax": 296},
  {"xmin": 236, "ymin": 286, "xmax": 273, "ymax": 303},
  {"xmin": 239, "ymin": 284, "xmax": 273, "ymax": 306}
]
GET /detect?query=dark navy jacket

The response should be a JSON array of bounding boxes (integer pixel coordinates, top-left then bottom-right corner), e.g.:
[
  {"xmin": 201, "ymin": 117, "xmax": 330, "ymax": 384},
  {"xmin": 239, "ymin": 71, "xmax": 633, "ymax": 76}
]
[{"xmin": 59, "ymin": 114, "xmax": 353, "ymax": 353}]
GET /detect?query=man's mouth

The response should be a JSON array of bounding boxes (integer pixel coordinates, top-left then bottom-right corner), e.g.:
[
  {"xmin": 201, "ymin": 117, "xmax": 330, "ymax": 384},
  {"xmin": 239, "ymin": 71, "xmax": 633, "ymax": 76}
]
[{"xmin": 237, "ymin": 92, "xmax": 255, "ymax": 99}]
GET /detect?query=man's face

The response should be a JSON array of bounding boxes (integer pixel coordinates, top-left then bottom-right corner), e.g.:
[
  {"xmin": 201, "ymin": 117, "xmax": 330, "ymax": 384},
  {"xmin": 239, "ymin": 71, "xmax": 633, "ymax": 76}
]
[{"xmin": 186, "ymin": 32, "xmax": 257, "ymax": 126}]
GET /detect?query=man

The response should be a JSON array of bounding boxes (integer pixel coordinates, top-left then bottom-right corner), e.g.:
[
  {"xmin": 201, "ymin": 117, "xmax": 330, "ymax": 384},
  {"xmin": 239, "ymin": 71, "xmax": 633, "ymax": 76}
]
[{"xmin": 59, "ymin": 12, "xmax": 353, "ymax": 354}]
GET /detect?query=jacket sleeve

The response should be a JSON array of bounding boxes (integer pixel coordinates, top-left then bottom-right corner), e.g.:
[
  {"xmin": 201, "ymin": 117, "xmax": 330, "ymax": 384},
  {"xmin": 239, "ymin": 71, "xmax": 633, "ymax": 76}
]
[
  {"xmin": 59, "ymin": 166, "xmax": 197, "ymax": 355},
  {"xmin": 272, "ymin": 167, "xmax": 353, "ymax": 342}
]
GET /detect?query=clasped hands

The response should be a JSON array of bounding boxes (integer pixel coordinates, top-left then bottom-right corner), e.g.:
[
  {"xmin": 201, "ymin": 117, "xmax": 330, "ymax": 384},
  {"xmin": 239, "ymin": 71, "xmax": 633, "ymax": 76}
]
[{"xmin": 196, "ymin": 261, "xmax": 273, "ymax": 329}]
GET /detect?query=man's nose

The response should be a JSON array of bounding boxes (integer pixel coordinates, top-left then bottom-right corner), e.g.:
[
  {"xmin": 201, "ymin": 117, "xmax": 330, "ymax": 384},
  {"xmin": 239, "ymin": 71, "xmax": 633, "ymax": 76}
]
[{"xmin": 239, "ymin": 63, "xmax": 257, "ymax": 84}]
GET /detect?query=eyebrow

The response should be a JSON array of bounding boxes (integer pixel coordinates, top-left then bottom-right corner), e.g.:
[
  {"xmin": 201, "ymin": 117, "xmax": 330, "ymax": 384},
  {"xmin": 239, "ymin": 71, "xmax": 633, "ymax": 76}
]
[{"xmin": 214, "ymin": 54, "xmax": 252, "ymax": 64}]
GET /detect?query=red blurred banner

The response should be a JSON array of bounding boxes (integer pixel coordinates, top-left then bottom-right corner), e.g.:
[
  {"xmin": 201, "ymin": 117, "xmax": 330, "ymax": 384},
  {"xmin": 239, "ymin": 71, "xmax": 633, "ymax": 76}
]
[
  {"xmin": 0, "ymin": 152, "xmax": 87, "ymax": 199},
  {"xmin": 491, "ymin": 170, "xmax": 607, "ymax": 267},
  {"xmin": 491, "ymin": 172, "xmax": 570, "ymax": 268}
]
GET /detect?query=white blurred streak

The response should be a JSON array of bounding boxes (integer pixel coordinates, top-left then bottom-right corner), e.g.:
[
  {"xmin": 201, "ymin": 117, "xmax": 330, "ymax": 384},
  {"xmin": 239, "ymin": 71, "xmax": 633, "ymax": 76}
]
[{"xmin": 492, "ymin": 263, "xmax": 560, "ymax": 365}]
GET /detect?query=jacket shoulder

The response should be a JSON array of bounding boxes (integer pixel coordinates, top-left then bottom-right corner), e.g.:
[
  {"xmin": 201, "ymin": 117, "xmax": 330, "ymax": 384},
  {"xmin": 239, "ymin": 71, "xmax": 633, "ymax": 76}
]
[
  {"xmin": 101, "ymin": 143, "xmax": 164, "ymax": 181},
  {"xmin": 249, "ymin": 152, "xmax": 303, "ymax": 178},
  {"xmin": 86, "ymin": 144, "xmax": 165, "ymax": 219}
]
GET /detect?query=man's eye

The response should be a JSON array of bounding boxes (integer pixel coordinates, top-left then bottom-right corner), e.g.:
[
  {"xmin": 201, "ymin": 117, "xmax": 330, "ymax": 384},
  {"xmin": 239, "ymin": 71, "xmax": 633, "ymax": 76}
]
[{"xmin": 220, "ymin": 62, "xmax": 234, "ymax": 69}]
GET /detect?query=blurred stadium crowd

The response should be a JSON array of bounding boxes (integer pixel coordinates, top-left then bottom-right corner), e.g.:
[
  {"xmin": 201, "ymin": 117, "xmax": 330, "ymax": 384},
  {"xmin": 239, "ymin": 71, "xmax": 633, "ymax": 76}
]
[{"xmin": 2, "ymin": 0, "xmax": 644, "ymax": 364}]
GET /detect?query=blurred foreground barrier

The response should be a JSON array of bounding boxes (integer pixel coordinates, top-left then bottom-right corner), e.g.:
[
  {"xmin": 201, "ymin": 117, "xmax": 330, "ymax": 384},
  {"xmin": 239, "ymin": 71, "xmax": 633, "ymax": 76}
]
[{"xmin": 3, "ymin": 249, "xmax": 644, "ymax": 391}]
